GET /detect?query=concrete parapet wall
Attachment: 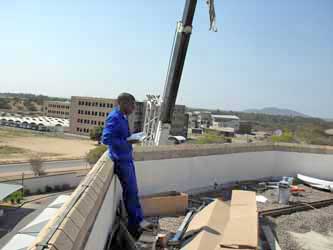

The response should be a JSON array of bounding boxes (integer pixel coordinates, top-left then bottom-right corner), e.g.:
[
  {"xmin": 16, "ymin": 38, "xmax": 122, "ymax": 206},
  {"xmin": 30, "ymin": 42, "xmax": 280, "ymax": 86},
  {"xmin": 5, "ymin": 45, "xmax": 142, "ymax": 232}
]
[
  {"xmin": 134, "ymin": 143, "xmax": 333, "ymax": 161},
  {"xmin": 134, "ymin": 143, "xmax": 333, "ymax": 195},
  {"xmin": 28, "ymin": 152, "xmax": 121, "ymax": 250}
]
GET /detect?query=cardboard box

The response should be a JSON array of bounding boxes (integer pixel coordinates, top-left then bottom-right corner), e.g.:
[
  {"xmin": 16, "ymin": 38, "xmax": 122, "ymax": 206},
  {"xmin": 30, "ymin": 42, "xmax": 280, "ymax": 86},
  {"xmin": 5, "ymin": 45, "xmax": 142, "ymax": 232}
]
[
  {"xmin": 140, "ymin": 191, "xmax": 188, "ymax": 217},
  {"xmin": 181, "ymin": 190, "xmax": 257, "ymax": 250}
]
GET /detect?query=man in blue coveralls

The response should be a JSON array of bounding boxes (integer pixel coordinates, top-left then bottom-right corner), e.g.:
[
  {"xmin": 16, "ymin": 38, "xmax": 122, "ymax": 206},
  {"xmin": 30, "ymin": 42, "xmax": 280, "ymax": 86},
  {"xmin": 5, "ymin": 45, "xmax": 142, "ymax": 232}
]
[{"xmin": 102, "ymin": 93, "xmax": 153, "ymax": 238}]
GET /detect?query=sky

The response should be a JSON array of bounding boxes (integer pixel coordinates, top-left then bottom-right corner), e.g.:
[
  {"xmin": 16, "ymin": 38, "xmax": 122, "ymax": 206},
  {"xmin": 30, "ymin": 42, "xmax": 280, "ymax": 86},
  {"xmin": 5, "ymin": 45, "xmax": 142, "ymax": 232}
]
[{"xmin": 0, "ymin": 0, "xmax": 332, "ymax": 118}]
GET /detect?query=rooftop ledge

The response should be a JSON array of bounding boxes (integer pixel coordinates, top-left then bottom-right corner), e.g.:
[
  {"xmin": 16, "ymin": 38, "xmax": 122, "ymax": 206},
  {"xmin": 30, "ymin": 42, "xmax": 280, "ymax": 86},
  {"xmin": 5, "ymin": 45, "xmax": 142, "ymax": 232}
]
[{"xmin": 134, "ymin": 142, "xmax": 333, "ymax": 161}]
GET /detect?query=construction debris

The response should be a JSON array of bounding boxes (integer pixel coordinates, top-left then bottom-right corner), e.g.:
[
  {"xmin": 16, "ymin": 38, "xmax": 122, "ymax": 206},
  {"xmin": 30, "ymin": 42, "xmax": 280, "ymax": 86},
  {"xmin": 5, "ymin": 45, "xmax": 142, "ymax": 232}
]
[
  {"xmin": 180, "ymin": 190, "xmax": 258, "ymax": 250},
  {"xmin": 256, "ymin": 195, "xmax": 268, "ymax": 203},
  {"xmin": 140, "ymin": 191, "xmax": 188, "ymax": 217},
  {"xmin": 278, "ymin": 180, "xmax": 290, "ymax": 204},
  {"xmin": 169, "ymin": 210, "xmax": 194, "ymax": 246}
]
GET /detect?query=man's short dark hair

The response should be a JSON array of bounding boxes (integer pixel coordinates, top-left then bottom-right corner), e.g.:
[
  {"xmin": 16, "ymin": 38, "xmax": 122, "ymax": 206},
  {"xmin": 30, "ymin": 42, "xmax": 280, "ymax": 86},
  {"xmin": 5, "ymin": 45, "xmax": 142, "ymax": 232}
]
[{"xmin": 117, "ymin": 93, "xmax": 136, "ymax": 105}]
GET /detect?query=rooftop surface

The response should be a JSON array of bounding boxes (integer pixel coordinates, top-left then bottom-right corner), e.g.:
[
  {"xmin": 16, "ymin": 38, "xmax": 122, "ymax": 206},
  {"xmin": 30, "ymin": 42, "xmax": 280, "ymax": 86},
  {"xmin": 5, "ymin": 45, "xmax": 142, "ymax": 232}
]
[{"xmin": 1, "ymin": 143, "xmax": 333, "ymax": 250}]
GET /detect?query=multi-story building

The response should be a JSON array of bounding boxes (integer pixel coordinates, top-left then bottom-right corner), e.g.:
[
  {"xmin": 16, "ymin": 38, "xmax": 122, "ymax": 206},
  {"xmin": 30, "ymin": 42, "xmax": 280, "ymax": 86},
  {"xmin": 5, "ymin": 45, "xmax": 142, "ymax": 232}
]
[
  {"xmin": 198, "ymin": 111, "xmax": 212, "ymax": 128},
  {"xmin": 69, "ymin": 96, "xmax": 144, "ymax": 136},
  {"xmin": 43, "ymin": 101, "xmax": 70, "ymax": 119},
  {"xmin": 211, "ymin": 115, "xmax": 240, "ymax": 130},
  {"xmin": 170, "ymin": 104, "xmax": 188, "ymax": 137}
]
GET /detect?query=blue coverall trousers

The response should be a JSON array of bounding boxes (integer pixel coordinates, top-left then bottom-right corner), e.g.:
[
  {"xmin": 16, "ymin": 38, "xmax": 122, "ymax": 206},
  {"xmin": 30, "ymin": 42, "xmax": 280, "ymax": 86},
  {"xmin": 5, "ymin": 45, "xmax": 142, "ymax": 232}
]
[{"xmin": 114, "ymin": 159, "xmax": 144, "ymax": 231}]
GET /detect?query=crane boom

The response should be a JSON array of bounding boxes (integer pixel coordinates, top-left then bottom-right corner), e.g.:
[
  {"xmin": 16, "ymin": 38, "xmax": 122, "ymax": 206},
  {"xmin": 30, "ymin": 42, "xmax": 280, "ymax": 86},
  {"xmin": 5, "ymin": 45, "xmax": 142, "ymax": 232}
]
[
  {"xmin": 155, "ymin": 0, "xmax": 197, "ymax": 145},
  {"xmin": 144, "ymin": 0, "xmax": 217, "ymax": 146},
  {"xmin": 160, "ymin": 0, "xmax": 197, "ymax": 124}
]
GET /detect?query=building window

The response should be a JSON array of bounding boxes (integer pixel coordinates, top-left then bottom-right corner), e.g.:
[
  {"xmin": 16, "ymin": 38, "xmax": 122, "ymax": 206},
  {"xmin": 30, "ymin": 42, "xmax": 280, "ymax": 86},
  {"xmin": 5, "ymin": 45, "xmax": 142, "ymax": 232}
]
[
  {"xmin": 107, "ymin": 103, "xmax": 110, "ymax": 108},
  {"xmin": 88, "ymin": 111, "xmax": 91, "ymax": 115},
  {"xmin": 76, "ymin": 127, "xmax": 80, "ymax": 131},
  {"xmin": 77, "ymin": 118, "xmax": 80, "ymax": 123},
  {"xmin": 110, "ymin": 104, "xmax": 113, "ymax": 108}
]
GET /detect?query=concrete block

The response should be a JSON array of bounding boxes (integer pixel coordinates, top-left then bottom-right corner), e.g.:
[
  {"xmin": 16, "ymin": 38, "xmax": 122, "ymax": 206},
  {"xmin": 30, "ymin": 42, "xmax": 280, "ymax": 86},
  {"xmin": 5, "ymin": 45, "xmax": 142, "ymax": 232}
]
[
  {"xmin": 89, "ymin": 179, "xmax": 103, "ymax": 195},
  {"xmin": 59, "ymin": 218, "xmax": 80, "ymax": 243},
  {"xmin": 66, "ymin": 207, "xmax": 85, "ymax": 229},
  {"xmin": 48, "ymin": 229, "xmax": 73, "ymax": 250},
  {"xmin": 91, "ymin": 175, "xmax": 104, "ymax": 191},
  {"xmin": 97, "ymin": 164, "xmax": 113, "ymax": 183},
  {"xmin": 84, "ymin": 187, "xmax": 98, "ymax": 202},
  {"xmin": 73, "ymin": 194, "xmax": 94, "ymax": 218}
]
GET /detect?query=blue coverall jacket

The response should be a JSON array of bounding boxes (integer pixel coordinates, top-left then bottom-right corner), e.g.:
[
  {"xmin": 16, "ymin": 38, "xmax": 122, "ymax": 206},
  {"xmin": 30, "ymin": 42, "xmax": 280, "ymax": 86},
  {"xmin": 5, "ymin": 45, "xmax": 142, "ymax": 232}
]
[{"xmin": 101, "ymin": 107, "xmax": 143, "ymax": 230}]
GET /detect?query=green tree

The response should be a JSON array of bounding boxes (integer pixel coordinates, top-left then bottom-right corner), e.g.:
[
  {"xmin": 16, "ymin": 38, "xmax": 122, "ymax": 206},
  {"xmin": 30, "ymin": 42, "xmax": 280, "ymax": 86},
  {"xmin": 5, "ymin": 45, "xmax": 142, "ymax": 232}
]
[
  {"xmin": 85, "ymin": 145, "xmax": 107, "ymax": 165},
  {"xmin": 29, "ymin": 155, "xmax": 45, "ymax": 176},
  {"xmin": 0, "ymin": 98, "xmax": 11, "ymax": 109},
  {"xmin": 89, "ymin": 126, "xmax": 103, "ymax": 144}
]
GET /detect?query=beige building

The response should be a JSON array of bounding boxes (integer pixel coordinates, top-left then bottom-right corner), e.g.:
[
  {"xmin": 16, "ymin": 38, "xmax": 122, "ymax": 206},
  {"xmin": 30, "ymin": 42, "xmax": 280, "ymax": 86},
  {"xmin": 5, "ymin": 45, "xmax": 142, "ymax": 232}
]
[
  {"xmin": 43, "ymin": 101, "xmax": 70, "ymax": 119},
  {"xmin": 69, "ymin": 96, "xmax": 144, "ymax": 136}
]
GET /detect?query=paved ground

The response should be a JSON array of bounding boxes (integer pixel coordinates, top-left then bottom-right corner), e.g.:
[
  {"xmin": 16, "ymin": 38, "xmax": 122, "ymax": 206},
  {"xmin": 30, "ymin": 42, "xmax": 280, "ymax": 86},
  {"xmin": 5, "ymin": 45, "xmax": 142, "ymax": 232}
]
[{"xmin": 0, "ymin": 159, "xmax": 89, "ymax": 177}]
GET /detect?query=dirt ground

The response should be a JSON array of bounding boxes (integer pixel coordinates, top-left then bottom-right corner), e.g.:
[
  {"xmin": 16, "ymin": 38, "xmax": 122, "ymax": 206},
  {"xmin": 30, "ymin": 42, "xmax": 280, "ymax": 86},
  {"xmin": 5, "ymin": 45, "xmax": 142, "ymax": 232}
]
[{"xmin": 0, "ymin": 128, "xmax": 96, "ymax": 163}]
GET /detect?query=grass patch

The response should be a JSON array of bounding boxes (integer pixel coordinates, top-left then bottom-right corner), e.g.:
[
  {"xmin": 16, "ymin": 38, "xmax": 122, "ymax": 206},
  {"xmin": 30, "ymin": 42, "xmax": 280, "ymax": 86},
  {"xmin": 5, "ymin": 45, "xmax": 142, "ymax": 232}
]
[
  {"xmin": 0, "ymin": 127, "xmax": 37, "ymax": 138},
  {"xmin": 0, "ymin": 145, "xmax": 27, "ymax": 154},
  {"xmin": 195, "ymin": 132, "xmax": 226, "ymax": 144}
]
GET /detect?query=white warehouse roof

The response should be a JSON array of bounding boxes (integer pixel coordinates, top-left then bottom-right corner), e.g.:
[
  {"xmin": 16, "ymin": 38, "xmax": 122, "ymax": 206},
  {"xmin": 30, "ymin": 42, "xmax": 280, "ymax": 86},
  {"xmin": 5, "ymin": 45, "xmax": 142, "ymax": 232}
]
[{"xmin": 211, "ymin": 115, "xmax": 240, "ymax": 120}]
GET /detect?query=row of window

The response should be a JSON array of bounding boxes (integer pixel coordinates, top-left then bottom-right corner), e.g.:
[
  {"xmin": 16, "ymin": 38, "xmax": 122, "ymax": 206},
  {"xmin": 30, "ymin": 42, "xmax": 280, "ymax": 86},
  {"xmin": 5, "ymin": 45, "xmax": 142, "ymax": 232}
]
[
  {"xmin": 76, "ymin": 127, "xmax": 90, "ymax": 133},
  {"xmin": 77, "ymin": 110, "xmax": 109, "ymax": 117},
  {"xmin": 78, "ymin": 100, "xmax": 114, "ymax": 108},
  {"xmin": 48, "ymin": 104, "xmax": 70, "ymax": 109},
  {"xmin": 77, "ymin": 119, "xmax": 105, "ymax": 126},
  {"xmin": 48, "ymin": 110, "xmax": 69, "ymax": 115}
]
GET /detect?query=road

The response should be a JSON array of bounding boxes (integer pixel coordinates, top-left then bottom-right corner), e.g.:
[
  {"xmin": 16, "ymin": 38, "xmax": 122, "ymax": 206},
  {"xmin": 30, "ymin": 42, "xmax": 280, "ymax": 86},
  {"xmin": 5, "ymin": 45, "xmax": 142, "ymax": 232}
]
[{"xmin": 0, "ymin": 159, "xmax": 88, "ymax": 177}]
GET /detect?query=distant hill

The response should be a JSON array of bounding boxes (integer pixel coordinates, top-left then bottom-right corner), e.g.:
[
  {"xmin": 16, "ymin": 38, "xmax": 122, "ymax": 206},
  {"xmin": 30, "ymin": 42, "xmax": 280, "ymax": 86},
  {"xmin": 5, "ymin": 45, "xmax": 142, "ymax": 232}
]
[
  {"xmin": 0, "ymin": 92, "xmax": 69, "ymax": 113},
  {"xmin": 243, "ymin": 107, "xmax": 310, "ymax": 118}
]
